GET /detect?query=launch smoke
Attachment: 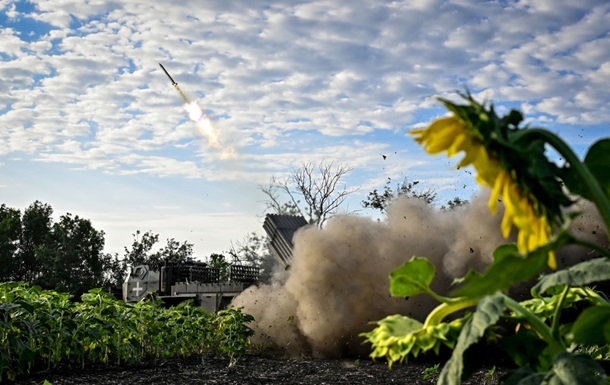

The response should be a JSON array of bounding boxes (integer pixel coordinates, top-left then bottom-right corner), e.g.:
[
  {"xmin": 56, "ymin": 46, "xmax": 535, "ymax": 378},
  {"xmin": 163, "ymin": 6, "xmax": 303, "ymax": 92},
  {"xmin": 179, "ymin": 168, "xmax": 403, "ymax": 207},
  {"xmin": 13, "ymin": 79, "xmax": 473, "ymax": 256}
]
[{"xmin": 232, "ymin": 193, "xmax": 609, "ymax": 358}]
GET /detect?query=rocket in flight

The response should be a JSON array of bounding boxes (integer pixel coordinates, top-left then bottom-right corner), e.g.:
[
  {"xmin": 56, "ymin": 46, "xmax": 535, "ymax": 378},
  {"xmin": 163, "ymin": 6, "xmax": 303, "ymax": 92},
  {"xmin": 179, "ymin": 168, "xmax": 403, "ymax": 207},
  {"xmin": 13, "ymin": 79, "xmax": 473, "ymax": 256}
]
[
  {"xmin": 159, "ymin": 62, "xmax": 188, "ymax": 103},
  {"xmin": 159, "ymin": 63, "xmax": 177, "ymax": 87},
  {"xmin": 159, "ymin": 62, "xmax": 236, "ymax": 158}
]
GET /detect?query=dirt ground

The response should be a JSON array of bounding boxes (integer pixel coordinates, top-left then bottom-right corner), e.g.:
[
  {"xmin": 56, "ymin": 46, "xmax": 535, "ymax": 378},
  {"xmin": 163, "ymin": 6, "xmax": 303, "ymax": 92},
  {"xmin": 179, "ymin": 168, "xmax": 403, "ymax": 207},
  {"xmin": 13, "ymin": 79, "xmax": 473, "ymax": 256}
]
[{"xmin": 14, "ymin": 354, "xmax": 509, "ymax": 385}]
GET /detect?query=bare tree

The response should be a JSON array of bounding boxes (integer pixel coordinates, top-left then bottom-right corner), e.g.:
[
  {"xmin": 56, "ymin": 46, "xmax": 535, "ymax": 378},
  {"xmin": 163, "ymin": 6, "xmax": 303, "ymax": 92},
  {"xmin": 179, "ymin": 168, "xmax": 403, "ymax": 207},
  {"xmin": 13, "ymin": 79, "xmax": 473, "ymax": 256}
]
[
  {"xmin": 260, "ymin": 161, "xmax": 357, "ymax": 227},
  {"xmin": 259, "ymin": 180, "xmax": 302, "ymax": 217}
]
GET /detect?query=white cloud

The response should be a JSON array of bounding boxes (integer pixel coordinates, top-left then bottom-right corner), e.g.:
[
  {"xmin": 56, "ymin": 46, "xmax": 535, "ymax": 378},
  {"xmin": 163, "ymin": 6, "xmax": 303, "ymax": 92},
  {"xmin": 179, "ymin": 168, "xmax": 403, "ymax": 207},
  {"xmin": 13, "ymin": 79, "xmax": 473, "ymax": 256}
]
[
  {"xmin": 2, "ymin": 0, "xmax": 610, "ymax": 254},
  {"xmin": 0, "ymin": 28, "xmax": 28, "ymax": 57}
]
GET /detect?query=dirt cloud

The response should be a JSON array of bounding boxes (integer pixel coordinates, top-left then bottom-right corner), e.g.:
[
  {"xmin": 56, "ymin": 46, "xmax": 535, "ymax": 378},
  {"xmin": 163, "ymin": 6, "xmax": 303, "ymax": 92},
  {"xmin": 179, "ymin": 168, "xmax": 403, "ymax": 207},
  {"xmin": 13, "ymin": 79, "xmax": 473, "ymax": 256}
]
[{"xmin": 232, "ymin": 193, "xmax": 608, "ymax": 357}]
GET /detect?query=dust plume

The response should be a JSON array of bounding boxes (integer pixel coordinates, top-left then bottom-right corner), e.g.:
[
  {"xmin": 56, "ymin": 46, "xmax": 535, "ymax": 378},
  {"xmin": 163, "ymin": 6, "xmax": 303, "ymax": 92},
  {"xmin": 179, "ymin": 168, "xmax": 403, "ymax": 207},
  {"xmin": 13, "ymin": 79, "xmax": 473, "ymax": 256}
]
[{"xmin": 232, "ymin": 193, "xmax": 608, "ymax": 358}]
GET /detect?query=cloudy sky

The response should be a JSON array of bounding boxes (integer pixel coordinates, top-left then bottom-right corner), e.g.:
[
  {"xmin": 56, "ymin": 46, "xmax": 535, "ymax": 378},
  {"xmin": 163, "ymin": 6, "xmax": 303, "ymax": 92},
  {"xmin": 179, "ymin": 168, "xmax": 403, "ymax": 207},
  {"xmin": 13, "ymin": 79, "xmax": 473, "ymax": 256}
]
[{"xmin": 2, "ymin": 0, "xmax": 609, "ymax": 258}]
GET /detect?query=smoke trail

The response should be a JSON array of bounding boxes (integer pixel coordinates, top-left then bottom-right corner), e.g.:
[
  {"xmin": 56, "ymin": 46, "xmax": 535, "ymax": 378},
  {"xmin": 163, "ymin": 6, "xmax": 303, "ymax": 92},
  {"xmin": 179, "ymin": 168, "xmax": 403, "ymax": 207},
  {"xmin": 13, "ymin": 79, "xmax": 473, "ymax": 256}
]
[
  {"xmin": 182, "ymin": 101, "xmax": 237, "ymax": 159},
  {"xmin": 160, "ymin": 64, "xmax": 236, "ymax": 159},
  {"xmin": 232, "ymin": 193, "xmax": 608, "ymax": 357}
]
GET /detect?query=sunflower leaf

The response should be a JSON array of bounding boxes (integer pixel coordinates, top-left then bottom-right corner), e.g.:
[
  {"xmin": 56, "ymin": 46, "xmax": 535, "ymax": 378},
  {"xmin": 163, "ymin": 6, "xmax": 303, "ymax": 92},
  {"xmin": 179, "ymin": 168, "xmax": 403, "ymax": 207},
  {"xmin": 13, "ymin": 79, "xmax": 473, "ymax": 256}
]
[
  {"xmin": 570, "ymin": 305, "xmax": 610, "ymax": 346},
  {"xmin": 551, "ymin": 351, "xmax": 607, "ymax": 385},
  {"xmin": 584, "ymin": 138, "xmax": 610, "ymax": 200},
  {"xmin": 452, "ymin": 244, "xmax": 547, "ymax": 298},
  {"xmin": 389, "ymin": 257, "xmax": 436, "ymax": 297},
  {"xmin": 533, "ymin": 257, "xmax": 610, "ymax": 295},
  {"xmin": 437, "ymin": 292, "xmax": 506, "ymax": 385}
]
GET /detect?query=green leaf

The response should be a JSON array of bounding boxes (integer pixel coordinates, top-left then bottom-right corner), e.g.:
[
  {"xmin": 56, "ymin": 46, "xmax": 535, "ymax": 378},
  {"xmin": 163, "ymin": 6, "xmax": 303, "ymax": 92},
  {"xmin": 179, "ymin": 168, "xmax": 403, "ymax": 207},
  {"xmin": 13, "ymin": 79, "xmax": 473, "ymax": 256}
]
[
  {"xmin": 570, "ymin": 304, "xmax": 610, "ymax": 346},
  {"xmin": 389, "ymin": 257, "xmax": 435, "ymax": 297},
  {"xmin": 552, "ymin": 351, "xmax": 607, "ymax": 385},
  {"xmin": 437, "ymin": 292, "xmax": 506, "ymax": 385},
  {"xmin": 584, "ymin": 139, "xmax": 610, "ymax": 199},
  {"xmin": 452, "ymin": 245, "xmax": 547, "ymax": 298},
  {"xmin": 505, "ymin": 351, "xmax": 608, "ymax": 385},
  {"xmin": 560, "ymin": 164, "xmax": 588, "ymax": 201},
  {"xmin": 533, "ymin": 257, "xmax": 610, "ymax": 295},
  {"xmin": 493, "ymin": 243, "xmax": 519, "ymax": 260},
  {"xmin": 502, "ymin": 328, "xmax": 549, "ymax": 369}
]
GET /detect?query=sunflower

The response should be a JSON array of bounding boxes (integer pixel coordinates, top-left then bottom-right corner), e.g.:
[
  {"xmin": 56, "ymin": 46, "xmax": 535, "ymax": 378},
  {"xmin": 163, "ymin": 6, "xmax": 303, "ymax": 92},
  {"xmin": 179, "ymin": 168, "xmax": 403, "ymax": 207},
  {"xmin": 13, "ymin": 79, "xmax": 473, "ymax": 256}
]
[
  {"xmin": 361, "ymin": 314, "xmax": 464, "ymax": 367},
  {"xmin": 488, "ymin": 170, "xmax": 556, "ymax": 268},
  {"xmin": 410, "ymin": 100, "xmax": 557, "ymax": 268}
]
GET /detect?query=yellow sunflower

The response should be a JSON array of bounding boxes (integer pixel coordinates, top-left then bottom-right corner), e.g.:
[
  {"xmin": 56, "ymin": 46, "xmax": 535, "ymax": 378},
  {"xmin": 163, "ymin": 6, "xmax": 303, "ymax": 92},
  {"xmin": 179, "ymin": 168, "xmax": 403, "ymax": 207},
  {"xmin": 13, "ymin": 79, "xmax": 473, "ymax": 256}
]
[
  {"xmin": 489, "ymin": 170, "xmax": 556, "ymax": 268},
  {"xmin": 410, "ymin": 114, "xmax": 556, "ymax": 269}
]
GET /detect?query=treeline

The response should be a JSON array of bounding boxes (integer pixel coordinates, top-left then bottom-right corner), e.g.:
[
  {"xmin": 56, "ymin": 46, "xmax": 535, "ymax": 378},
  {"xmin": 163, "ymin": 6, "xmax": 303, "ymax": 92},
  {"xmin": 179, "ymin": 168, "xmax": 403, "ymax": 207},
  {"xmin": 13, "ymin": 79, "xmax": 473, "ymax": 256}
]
[
  {"xmin": 0, "ymin": 177, "xmax": 464, "ymax": 298},
  {"xmin": 0, "ymin": 201, "xmax": 197, "ymax": 297},
  {"xmin": 0, "ymin": 201, "xmax": 120, "ymax": 297}
]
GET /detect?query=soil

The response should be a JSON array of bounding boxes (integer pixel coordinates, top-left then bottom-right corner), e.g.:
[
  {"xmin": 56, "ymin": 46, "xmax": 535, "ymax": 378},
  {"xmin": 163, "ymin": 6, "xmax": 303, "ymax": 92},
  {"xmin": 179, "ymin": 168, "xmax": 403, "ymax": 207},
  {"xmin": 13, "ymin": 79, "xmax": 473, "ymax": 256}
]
[{"xmin": 13, "ymin": 354, "xmax": 509, "ymax": 385}]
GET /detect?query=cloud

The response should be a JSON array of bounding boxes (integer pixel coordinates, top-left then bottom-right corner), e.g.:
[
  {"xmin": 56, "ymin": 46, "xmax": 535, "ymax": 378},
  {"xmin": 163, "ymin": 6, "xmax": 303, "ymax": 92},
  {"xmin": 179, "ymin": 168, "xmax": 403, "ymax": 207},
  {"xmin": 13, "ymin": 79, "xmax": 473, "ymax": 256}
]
[{"xmin": 1, "ymin": 0, "xmax": 609, "ymax": 184}]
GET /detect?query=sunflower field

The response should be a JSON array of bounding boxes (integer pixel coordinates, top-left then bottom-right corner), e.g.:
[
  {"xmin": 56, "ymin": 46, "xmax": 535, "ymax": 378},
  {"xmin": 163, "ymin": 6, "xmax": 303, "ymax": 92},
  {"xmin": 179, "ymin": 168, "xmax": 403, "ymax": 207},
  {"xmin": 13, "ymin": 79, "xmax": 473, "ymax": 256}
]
[{"xmin": 0, "ymin": 282, "xmax": 253, "ymax": 382}]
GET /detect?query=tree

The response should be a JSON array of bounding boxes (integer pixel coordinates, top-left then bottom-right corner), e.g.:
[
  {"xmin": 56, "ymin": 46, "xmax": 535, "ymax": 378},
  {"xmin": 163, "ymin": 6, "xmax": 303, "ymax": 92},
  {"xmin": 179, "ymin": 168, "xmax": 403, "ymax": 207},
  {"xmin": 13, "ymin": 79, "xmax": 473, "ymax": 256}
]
[
  {"xmin": 0, "ymin": 201, "xmax": 123, "ymax": 295},
  {"xmin": 123, "ymin": 230, "xmax": 160, "ymax": 269},
  {"xmin": 123, "ymin": 230, "xmax": 193, "ymax": 271},
  {"xmin": 15, "ymin": 201, "xmax": 54, "ymax": 283},
  {"xmin": 0, "ymin": 204, "xmax": 21, "ymax": 280},
  {"xmin": 258, "ymin": 185, "xmax": 301, "ymax": 216},
  {"xmin": 229, "ymin": 232, "xmax": 276, "ymax": 284},
  {"xmin": 43, "ymin": 213, "xmax": 107, "ymax": 296},
  {"xmin": 441, "ymin": 196, "xmax": 468, "ymax": 211},
  {"xmin": 362, "ymin": 177, "xmax": 438, "ymax": 213},
  {"xmin": 100, "ymin": 252, "xmax": 128, "ymax": 292},
  {"xmin": 157, "ymin": 238, "xmax": 193, "ymax": 265},
  {"xmin": 260, "ymin": 161, "xmax": 357, "ymax": 227},
  {"xmin": 0, "ymin": 202, "xmax": 198, "ymax": 295},
  {"xmin": 207, "ymin": 253, "xmax": 231, "ymax": 282}
]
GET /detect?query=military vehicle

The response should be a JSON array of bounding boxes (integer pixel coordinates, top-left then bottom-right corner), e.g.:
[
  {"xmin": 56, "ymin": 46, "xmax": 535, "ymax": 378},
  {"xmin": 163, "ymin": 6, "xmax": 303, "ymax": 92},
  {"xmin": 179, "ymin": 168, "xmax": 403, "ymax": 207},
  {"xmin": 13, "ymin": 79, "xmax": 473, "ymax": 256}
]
[
  {"xmin": 263, "ymin": 214, "xmax": 308, "ymax": 269},
  {"xmin": 123, "ymin": 260, "xmax": 259, "ymax": 312},
  {"xmin": 123, "ymin": 214, "xmax": 308, "ymax": 312}
]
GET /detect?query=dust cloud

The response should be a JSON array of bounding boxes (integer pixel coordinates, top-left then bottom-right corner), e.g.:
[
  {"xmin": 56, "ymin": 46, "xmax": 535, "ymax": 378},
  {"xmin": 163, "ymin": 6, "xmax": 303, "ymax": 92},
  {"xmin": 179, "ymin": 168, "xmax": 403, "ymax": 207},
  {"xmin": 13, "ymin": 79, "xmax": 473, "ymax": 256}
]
[{"xmin": 231, "ymin": 193, "xmax": 608, "ymax": 358}]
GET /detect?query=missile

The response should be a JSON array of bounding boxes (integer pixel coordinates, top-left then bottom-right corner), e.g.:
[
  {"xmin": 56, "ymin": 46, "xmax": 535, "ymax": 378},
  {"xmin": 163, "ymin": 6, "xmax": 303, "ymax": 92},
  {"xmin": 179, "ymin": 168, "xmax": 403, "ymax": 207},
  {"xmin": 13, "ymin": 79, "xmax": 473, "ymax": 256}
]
[
  {"xmin": 160, "ymin": 62, "xmax": 190, "ymax": 103},
  {"xmin": 159, "ymin": 63, "xmax": 177, "ymax": 86}
]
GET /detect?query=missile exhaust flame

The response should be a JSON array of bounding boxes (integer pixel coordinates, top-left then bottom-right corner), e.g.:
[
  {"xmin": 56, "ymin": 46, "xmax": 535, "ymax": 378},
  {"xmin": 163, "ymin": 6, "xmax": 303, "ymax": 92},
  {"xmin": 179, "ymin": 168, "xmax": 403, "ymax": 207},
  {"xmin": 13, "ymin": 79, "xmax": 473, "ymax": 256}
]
[
  {"xmin": 159, "ymin": 62, "xmax": 236, "ymax": 159},
  {"xmin": 183, "ymin": 101, "xmax": 220, "ymax": 147}
]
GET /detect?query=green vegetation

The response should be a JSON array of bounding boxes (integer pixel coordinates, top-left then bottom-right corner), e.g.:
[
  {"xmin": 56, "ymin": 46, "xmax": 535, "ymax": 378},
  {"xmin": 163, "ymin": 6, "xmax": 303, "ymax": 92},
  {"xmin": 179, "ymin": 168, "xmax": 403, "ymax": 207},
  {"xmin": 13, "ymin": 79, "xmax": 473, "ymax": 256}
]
[
  {"xmin": 361, "ymin": 177, "xmax": 468, "ymax": 213},
  {"xmin": 0, "ymin": 282, "xmax": 254, "ymax": 381},
  {"xmin": 0, "ymin": 201, "xmax": 119, "ymax": 297},
  {"xmin": 123, "ymin": 230, "xmax": 195, "ymax": 272},
  {"xmin": 422, "ymin": 363, "xmax": 440, "ymax": 381},
  {"xmin": 483, "ymin": 366, "xmax": 498, "ymax": 384},
  {"xmin": 1, "ymin": 200, "xmax": 278, "ymax": 293},
  {"xmin": 362, "ymin": 94, "xmax": 610, "ymax": 384},
  {"xmin": 362, "ymin": 177, "xmax": 437, "ymax": 212}
]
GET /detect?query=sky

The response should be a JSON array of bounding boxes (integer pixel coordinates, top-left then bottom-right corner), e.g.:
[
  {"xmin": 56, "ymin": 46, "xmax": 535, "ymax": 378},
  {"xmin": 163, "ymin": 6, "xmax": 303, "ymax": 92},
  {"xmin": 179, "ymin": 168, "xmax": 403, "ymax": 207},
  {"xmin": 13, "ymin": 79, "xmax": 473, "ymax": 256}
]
[{"xmin": 1, "ymin": 0, "xmax": 610, "ymax": 259}]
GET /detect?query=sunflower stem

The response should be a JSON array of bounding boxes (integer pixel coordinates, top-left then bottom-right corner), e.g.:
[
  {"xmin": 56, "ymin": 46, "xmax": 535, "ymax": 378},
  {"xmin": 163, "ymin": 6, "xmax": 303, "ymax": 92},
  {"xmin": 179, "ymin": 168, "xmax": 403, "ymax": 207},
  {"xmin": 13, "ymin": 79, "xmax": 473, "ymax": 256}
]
[
  {"xmin": 504, "ymin": 295, "xmax": 564, "ymax": 356},
  {"xmin": 423, "ymin": 298, "xmax": 479, "ymax": 328},
  {"xmin": 515, "ymin": 128, "xmax": 610, "ymax": 233},
  {"xmin": 550, "ymin": 284, "xmax": 570, "ymax": 341}
]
